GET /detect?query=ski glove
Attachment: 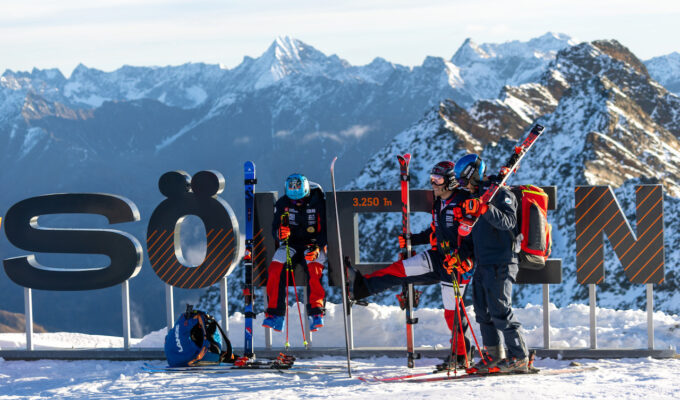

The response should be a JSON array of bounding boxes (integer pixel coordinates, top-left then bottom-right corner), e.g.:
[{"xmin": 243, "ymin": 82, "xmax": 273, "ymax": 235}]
[
  {"xmin": 443, "ymin": 253, "xmax": 473, "ymax": 275},
  {"xmin": 462, "ymin": 198, "xmax": 488, "ymax": 217},
  {"xmin": 398, "ymin": 234, "xmax": 407, "ymax": 248},
  {"xmin": 452, "ymin": 206, "xmax": 464, "ymax": 220},
  {"xmin": 305, "ymin": 246, "xmax": 320, "ymax": 262},
  {"xmin": 278, "ymin": 225, "xmax": 291, "ymax": 240}
]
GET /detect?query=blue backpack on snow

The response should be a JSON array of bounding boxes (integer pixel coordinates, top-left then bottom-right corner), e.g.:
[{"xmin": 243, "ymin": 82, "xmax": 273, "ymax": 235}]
[{"xmin": 164, "ymin": 305, "xmax": 236, "ymax": 367}]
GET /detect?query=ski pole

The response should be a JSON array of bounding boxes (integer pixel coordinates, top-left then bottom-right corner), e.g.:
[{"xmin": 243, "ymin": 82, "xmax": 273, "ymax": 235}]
[
  {"xmin": 284, "ymin": 259, "xmax": 291, "ymax": 349},
  {"xmin": 452, "ymin": 273, "xmax": 486, "ymax": 364},
  {"xmin": 330, "ymin": 157, "xmax": 352, "ymax": 378},
  {"xmin": 453, "ymin": 273, "xmax": 468, "ymax": 368},
  {"xmin": 289, "ymin": 269, "xmax": 309, "ymax": 349},
  {"xmin": 282, "ymin": 212, "xmax": 292, "ymax": 350}
]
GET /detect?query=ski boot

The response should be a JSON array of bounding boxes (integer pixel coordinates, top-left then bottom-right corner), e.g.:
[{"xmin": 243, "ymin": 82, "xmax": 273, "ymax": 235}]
[
  {"xmin": 345, "ymin": 260, "xmax": 370, "ymax": 305},
  {"xmin": 466, "ymin": 345, "xmax": 503, "ymax": 374},
  {"xmin": 436, "ymin": 354, "xmax": 469, "ymax": 371},
  {"xmin": 309, "ymin": 314, "xmax": 324, "ymax": 331},
  {"xmin": 496, "ymin": 349, "xmax": 537, "ymax": 374},
  {"xmin": 396, "ymin": 289, "xmax": 422, "ymax": 310},
  {"xmin": 262, "ymin": 314, "xmax": 284, "ymax": 332}
]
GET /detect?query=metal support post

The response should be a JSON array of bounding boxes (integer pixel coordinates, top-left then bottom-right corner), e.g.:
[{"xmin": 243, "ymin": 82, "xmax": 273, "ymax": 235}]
[
  {"xmin": 264, "ymin": 287, "xmax": 272, "ymax": 349},
  {"xmin": 542, "ymin": 284, "xmax": 550, "ymax": 349},
  {"xmin": 165, "ymin": 284, "xmax": 174, "ymax": 330},
  {"xmin": 647, "ymin": 284, "xmax": 654, "ymax": 350},
  {"xmin": 122, "ymin": 280, "xmax": 131, "ymax": 349},
  {"xmin": 348, "ymin": 306, "xmax": 354, "ymax": 349},
  {"xmin": 589, "ymin": 284, "xmax": 597, "ymax": 349},
  {"xmin": 221, "ymin": 276, "xmax": 229, "ymax": 338},
  {"xmin": 24, "ymin": 288, "xmax": 33, "ymax": 351}
]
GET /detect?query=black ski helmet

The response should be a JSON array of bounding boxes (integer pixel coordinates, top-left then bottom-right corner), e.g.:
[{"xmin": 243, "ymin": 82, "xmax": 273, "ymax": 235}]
[
  {"xmin": 454, "ymin": 154, "xmax": 486, "ymax": 187},
  {"xmin": 429, "ymin": 161, "xmax": 457, "ymax": 190}
]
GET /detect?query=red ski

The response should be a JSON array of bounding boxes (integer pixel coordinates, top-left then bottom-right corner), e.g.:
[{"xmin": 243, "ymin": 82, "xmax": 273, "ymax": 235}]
[
  {"xmin": 457, "ymin": 124, "xmax": 545, "ymax": 237},
  {"xmin": 397, "ymin": 153, "xmax": 419, "ymax": 368}
]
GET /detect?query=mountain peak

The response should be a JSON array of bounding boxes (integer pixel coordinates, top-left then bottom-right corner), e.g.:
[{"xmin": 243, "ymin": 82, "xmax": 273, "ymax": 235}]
[
  {"xmin": 452, "ymin": 33, "xmax": 575, "ymax": 65},
  {"xmin": 261, "ymin": 35, "xmax": 325, "ymax": 66},
  {"xmin": 451, "ymin": 38, "xmax": 489, "ymax": 63},
  {"xmin": 592, "ymin": 39, "xmax": 649, "ymax": 77}
]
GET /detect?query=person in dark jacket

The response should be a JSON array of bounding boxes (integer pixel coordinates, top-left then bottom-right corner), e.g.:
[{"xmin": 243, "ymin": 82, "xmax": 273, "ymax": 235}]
[
  {"xmin": 349, "ymin": 161, "xmax": 475, "ymax": 367},
  {"xmin": 262, "ymin": 173, "xmax": 327, "ymax": 333},
  {"xmin": 454, "ymin": 154, "xmax": 529, "ymax": 374}
]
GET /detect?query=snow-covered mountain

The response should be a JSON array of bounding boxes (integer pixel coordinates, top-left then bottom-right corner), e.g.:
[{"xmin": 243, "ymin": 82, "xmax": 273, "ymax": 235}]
[
  {"xmin": 348, "ymin": 39, "xmax": 680, "ymax": 313},
  {"xmin": 645, "ymin": 52, "xmax": 680, "ymax": 96},
  {"xmin": 0, "ymin": 33, "xmax": 582, "ymax": 336},
  {"xmin": 3, "ymin": 33, "xmax": 679, "ymax": 336}
]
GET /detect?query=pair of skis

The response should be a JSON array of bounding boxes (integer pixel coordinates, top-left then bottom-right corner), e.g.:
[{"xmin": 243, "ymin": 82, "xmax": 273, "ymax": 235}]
[
  {"xmin": 141, "ymin": 361, "xmax": 345, "ymax": 375},
  {"xmin": 396, "ymin": 154, "xmax": 419, "ymax": 368},
  {"xmin": 330, "ymin": 155, "xmax": 416, "ymax": 373},
  {"xmin": 357, "ymin": 365, "xmax": 598, "ymax": 383},
  {"xmin": 329, "ymin": 155, "xmax": 417, "ymax": 372}
]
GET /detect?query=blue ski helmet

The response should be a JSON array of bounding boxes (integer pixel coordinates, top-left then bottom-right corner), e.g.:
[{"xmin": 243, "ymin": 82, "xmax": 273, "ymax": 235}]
[
  {"xmin": 285, "ymin": 173, "xmax": 310, "ymax": 200},
  {"xmin": 454, "ymin": 154, "xmax": 486, "ymax": 187}
]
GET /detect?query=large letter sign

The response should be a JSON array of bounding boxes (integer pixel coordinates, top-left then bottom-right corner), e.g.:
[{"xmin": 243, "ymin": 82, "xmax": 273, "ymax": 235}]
[
  {"xmin": 575, "ymin": 185, "xmax": 664, "ymax": 284},
  {"xmin": 147, "ymin": 170, "xmax": 240, "ymax": 288},
  {"xmin": 3, "ymin": 194, "xmax": 143, "ymax": 290}
]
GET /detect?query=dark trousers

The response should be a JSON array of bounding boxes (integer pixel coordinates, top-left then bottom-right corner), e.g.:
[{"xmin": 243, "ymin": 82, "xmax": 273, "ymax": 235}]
[{"xmin": 472, "ymin": 263, "xmax": 527, "ymax": 359}]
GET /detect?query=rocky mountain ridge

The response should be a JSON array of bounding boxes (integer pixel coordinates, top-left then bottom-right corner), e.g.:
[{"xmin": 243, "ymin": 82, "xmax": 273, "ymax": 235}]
[{"xmin": 347, "ymin": 39, "xmax": 680, "ymax": 313}]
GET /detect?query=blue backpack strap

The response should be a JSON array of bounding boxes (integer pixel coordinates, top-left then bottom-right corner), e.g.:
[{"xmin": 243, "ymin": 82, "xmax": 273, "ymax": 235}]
[{"xmin": 186, "ymin": 312, "xmax": 212, "ymax": 366}]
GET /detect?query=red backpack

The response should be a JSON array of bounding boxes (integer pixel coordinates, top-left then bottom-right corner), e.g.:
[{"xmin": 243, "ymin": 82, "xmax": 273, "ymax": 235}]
[{"xmin": 511, "ymin": 185, "xmax": 552, "ymax": 270}]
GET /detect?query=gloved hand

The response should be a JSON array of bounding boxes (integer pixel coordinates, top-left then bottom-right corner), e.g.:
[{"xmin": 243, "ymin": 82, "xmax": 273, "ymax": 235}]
[
  {"xmin": 398, "ymin": 250, "xmax": 416, "ymax": 261},
  {"xmin": 443, "ymin": 253, "xmax": 473, "ymax": 274},
  {"xmin": 452, "ymin": 206, "xmax": 464, "ymax": 220},
  {"xmin": 398, "ymin": 234, "xmax": 406, "ymax": 249},
  {"xmin": 278, "ymin": 225, "xmax": 291, "ymax": 240},
  {"xmin": 462, "ymin": 198, "xmax": 488, "ymax": 217},
  {"xmin": 305, "ymin": 246, "xmax": 320, "ymax": 262}
]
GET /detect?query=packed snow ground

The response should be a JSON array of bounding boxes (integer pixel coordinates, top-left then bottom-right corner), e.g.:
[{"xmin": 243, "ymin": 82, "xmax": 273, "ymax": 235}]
[{"xmin": 1, "ymin": 303, "xmax": 679, "ymax": 399}]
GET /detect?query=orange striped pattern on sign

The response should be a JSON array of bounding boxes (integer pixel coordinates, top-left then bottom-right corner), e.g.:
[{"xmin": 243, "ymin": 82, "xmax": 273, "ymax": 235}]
[
  {"xmin": 574, "ymin": 185, "xmax": 664, "ymax": 285},
  {"xmin": 147, "ymin": 227, "xmax": 237, "ymax": 288}
]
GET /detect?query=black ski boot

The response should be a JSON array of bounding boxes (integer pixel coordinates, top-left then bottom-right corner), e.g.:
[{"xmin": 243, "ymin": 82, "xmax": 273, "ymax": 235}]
[
  {"xmin": 396, "ymin": 289, "xmax": 422, "ymax": 310},
  {"xmin": 345, "ymin": 261, "xmax": 370, "ymax": 303},
  {"xmin": 496, "ymin": 357, "xmax": 529, "ymax": 373},
  {"xmin": 436, "ymin": 346, "xmax": 474, "ymax": 371},
  {"xmin": 496, "ymin": 349, "xmax": 536, "ymax": 374}
]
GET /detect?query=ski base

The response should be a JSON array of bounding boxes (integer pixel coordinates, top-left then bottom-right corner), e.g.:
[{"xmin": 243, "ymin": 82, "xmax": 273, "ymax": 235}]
[
  {"xmin": 141, "ymin": 362, "xmax": 344, "ymax": 375},
  {"xmin": 358, "ymin": 365, "xmax": 598, "ymax": 383}
]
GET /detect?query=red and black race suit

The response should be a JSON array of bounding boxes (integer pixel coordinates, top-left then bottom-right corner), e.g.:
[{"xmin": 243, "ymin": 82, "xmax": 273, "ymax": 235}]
[{"xmin": 266, "ymin": 188, "xmax": 327, "ymax": 317}]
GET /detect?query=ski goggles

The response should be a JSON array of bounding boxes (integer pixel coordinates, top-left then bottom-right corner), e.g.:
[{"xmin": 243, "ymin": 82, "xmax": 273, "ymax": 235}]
[
  {"xmin": 430, "ymin": 174, "xmax": 445, "ymax": 186},
  {"xmin": 286, "ymin": 178, "xmax": 302, "ymax": 190}
]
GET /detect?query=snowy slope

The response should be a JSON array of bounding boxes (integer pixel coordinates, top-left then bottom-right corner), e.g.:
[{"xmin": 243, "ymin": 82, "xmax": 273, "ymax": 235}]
[{"xmin": 1, "ymin": 302, "xmax": 679, "ymax": 399}]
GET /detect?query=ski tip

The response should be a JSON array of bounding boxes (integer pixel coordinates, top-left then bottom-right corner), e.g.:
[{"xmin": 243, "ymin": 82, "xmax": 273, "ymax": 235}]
[
  {"xmin": 396, "ymin": 154, "xmax": 411, "ymax": 165},
  {"xmin": 331, "ymin": 156, "xmax": 338, "ymax": 169}
]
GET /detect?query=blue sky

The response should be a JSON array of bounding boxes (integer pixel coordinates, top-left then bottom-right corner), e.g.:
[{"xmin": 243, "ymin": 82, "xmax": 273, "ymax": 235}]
[{"xmin": 2, "ymin": 0, "xmax": 679, "ymax": 76}]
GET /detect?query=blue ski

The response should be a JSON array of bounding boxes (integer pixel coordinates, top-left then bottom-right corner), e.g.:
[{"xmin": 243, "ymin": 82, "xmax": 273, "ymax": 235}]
[{"xmin": 243, "ymin": 161, "xmax": 257, "ymax": 358}]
